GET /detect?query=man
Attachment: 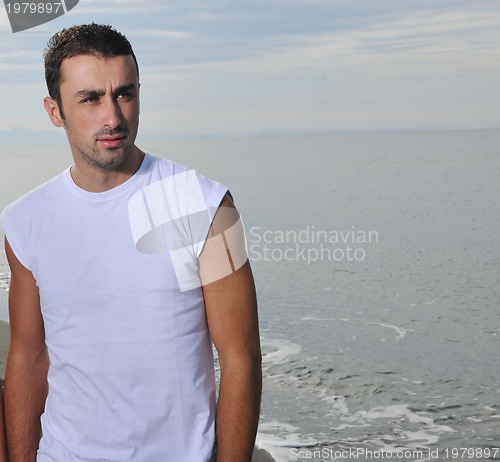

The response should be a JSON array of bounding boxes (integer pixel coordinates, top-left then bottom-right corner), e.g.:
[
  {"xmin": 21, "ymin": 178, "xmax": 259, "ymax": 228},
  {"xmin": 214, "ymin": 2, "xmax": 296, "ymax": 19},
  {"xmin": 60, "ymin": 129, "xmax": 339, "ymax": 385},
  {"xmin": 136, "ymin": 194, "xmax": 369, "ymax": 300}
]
[{"xmin": 0, "ymin": 23, "xmax": 261, "ymax": 462}]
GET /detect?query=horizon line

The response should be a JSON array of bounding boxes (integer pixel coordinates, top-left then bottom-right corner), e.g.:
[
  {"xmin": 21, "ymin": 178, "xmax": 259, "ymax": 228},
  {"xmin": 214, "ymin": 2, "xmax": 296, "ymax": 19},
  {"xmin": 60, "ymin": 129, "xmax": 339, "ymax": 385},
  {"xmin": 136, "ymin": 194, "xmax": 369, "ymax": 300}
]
[{"xmin": 1, "ymin": 126, "xmax": 499, "ymax": 144}]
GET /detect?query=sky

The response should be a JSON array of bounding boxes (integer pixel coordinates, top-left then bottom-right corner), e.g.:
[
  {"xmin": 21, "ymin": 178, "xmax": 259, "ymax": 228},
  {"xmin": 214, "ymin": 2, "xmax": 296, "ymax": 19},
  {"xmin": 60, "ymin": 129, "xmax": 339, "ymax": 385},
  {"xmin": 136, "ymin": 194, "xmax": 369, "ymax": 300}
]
[{"xmin": 0, "ymin": 0, "xmax": 499, "ymax": 137}]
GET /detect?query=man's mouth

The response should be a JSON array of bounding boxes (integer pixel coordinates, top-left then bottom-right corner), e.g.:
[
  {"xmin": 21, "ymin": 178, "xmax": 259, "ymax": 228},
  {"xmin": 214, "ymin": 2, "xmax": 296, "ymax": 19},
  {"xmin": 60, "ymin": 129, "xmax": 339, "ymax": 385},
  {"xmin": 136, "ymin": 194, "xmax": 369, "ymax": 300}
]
[{"xmin": 97, "ymin": 134, "xmax": 126, "ymax": 148}]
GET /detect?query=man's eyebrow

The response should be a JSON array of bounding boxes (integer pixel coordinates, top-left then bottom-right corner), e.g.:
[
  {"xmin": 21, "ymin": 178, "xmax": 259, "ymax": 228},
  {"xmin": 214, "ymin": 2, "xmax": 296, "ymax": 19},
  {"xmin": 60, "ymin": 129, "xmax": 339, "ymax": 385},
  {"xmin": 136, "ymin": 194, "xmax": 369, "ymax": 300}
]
[
  {"xmin": 114, "ymin": 83, "xmax": 137, "ymax": 96},
  {"xmin": 75, "ymin": 83, "xmax": 137, "ymax": 100},
  {"xmin": 76, "ymin": 89, "xmax": 105, "ymax": 99}
]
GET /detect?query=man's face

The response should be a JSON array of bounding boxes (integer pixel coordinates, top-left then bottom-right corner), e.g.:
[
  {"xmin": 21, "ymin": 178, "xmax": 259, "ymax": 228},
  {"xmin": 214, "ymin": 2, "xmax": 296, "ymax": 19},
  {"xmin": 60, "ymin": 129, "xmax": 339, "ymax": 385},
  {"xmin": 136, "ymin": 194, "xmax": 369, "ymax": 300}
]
[{"xmin": 57, "ymin": 54, "xmax": 140, "ymax": 171}]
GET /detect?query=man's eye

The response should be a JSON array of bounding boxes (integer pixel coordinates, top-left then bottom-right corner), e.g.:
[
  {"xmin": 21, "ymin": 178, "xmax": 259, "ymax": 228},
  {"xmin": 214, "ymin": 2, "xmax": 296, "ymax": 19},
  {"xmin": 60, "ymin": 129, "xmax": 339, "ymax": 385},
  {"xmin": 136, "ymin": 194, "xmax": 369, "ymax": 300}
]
[
  {"xmin": 81, "ymin": 96, "xmax": 97, "ymax": 103},
  {"xmin": 118, "ymin": 93, "xmax": 133, "ymax": 100}
]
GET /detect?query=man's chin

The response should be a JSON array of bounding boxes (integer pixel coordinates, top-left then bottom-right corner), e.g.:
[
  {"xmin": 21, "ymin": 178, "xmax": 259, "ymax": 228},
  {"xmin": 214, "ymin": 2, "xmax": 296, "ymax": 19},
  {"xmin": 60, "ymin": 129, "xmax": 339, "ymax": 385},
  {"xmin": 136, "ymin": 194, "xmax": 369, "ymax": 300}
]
[
  {"xmin": 96, "ymin": 153, "xmax": 131, "ymax": 171},
  {"xmin": 79, "ymin": 147, "xmax": 129, "ymax": 171}
]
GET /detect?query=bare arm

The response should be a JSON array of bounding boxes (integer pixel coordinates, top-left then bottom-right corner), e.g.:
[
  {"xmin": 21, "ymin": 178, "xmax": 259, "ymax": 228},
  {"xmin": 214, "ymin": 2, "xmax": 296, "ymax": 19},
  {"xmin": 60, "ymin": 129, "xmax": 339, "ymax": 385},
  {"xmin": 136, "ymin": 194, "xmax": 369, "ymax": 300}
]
[
  {"xmin": 0, "ymin": 385, "xmax": 7, "ymax": 462},
  {"xmin": 4, "ymin": 237, "xmax": 48, "ymax": 462},
  {"xmin": 201, "ymin": 195, "xmax": 262, "ymax": 462}
]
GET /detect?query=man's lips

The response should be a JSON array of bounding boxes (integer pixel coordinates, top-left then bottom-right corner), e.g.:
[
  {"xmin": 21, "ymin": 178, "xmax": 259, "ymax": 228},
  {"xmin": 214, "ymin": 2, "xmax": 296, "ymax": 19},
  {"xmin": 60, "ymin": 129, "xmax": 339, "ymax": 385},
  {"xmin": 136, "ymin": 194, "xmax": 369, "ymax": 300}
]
[{"xmin": 97, "ymin": 135, "xmax": 126, "ymax": 147}]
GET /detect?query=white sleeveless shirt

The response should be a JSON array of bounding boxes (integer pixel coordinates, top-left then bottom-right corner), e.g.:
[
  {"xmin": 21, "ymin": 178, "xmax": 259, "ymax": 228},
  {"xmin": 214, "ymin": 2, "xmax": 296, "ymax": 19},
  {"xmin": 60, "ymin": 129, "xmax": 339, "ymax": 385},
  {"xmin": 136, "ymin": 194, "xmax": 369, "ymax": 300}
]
[{"xmin": 0, "ymin": 153, "xmax": 228, "ymax": 461}]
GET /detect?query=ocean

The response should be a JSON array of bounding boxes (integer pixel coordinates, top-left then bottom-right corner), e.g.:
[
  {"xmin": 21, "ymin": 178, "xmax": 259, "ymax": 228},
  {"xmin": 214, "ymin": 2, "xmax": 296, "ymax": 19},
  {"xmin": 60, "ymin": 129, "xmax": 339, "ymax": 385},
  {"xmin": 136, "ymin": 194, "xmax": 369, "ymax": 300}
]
[{"xmin": 1, "ymin": 129, "xmax": 499, "ymax": 461}]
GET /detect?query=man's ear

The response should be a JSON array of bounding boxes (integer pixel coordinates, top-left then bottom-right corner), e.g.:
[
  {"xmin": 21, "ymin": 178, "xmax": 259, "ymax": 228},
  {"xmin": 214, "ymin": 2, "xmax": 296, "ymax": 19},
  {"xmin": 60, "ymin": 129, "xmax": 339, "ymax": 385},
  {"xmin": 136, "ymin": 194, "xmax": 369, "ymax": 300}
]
[{"xmin": 43, "ymin": 96, "xmax": 64, "ymax": 127}]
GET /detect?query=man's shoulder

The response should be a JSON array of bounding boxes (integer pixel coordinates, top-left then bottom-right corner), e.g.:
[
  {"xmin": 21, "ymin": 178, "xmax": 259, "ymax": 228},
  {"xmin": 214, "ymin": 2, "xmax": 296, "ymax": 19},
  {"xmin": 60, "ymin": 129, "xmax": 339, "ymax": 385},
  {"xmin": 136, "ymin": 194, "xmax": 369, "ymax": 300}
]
[
  {"xmin": 146, "ymin": 152, "xmax": 226, "ymax": 190},
  {"xmin": 144, "ymin": 152, "xmax": 229, "ymax": 219}
]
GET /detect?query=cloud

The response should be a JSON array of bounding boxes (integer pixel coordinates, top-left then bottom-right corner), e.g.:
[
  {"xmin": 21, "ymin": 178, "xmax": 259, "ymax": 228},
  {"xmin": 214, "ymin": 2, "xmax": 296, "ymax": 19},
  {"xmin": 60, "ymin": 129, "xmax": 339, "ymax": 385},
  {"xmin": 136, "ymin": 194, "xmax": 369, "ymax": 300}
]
[
  {"xmin": 114, "ymin": 0, "xmax": 498, "ymax": 99},
  {"xmin": 2, "ymin": 1, "xmax": 499, "ymax": 76},
  {"xmin": 0, "ymin": 0, "xmax": 498, "ymax": 134},
  {"xmin": 195, "ymin": 6, "xmax": 500, "ymax": 79}
]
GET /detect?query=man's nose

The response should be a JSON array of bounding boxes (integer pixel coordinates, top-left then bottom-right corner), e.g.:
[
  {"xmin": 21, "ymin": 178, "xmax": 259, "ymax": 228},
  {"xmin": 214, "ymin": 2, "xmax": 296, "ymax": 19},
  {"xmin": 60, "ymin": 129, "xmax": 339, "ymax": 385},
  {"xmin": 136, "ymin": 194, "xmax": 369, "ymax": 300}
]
[{"xmin": 102, "ymin": 99, "xmax": 122, "ymax": 129}]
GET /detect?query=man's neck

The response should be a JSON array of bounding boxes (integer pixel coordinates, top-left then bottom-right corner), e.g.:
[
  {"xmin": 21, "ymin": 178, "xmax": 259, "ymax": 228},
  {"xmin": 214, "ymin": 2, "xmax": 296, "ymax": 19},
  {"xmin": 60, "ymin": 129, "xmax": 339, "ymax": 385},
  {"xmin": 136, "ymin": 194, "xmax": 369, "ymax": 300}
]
[{"xmin": 70, "ymin": 146, "xmax": 145, "ymax": 193}]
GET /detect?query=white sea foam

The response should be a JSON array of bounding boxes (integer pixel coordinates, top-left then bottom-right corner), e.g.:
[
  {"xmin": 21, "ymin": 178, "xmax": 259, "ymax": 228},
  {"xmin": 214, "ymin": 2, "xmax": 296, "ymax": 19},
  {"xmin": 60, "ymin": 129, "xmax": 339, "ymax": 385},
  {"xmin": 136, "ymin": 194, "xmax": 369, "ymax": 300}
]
[
  {"xmin": 300, "ymin": 316, "xmax": 350, "ymax": 322},
  {"xmin": 362, "ymin": 404, "xmax": 454, "ymax": 449},
  {"xmin": 252, "ymin": 446, "xmax": 277, "ymax": 462},
  {"xmin": 302, "ymin": 316, "xmax": 412, "ymax": 341},
  {"xmin": 0, "ymin": 272, "xmax": 9, "ymax": 291},
  {"xmin": 257, "ymin": 421, "xmax": 317, "ymax": 462},
  {"xmin": 376, "ymin": 322, "xmax": 412, "ymax": 340},
  {"xmin": 261, "ymin": 339, "xmax": 302, "ymax": 365},
  {"xmin": 317, "ymin": 387, "xmax": 350, "ymax": 416},
  {"xmin": 258, "ymin": 404, "xmax": 455, "ymax": 462}
]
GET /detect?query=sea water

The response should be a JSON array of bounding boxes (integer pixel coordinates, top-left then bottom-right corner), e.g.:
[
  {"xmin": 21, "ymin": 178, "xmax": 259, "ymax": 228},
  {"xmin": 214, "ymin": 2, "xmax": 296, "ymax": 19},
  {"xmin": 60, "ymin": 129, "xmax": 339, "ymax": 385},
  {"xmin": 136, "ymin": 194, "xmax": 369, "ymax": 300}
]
[{"xmin": 1, "ymin": 130, "xmax": 499, "ymax": 461}]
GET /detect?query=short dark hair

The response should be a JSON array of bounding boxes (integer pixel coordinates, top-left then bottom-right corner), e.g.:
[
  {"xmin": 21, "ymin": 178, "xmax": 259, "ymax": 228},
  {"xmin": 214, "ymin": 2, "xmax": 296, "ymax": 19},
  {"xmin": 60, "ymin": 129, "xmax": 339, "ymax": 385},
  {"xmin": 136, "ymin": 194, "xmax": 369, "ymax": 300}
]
[{"xmin": 44, "ymin": 23, "xmax": 139, "ymax": 109}]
